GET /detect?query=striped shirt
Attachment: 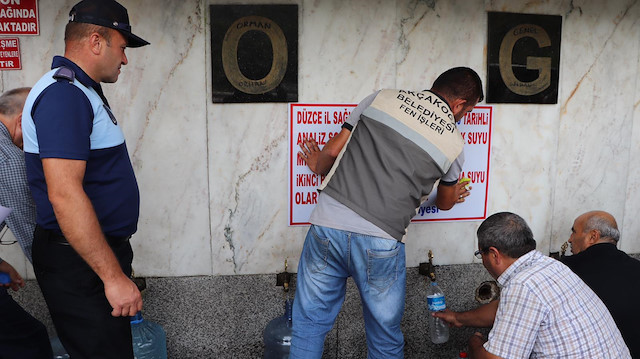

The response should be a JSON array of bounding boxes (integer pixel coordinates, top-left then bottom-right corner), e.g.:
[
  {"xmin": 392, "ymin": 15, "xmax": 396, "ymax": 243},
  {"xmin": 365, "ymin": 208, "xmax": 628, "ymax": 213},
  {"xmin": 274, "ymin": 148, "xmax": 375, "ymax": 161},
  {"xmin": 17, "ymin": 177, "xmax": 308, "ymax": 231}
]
[
  {"xmin": 485, "ymin": 250, "xmax": 630, "ymax": 359},
  {"xmin": 0, "ymin": 122, "xmax": 36, "ymax": 263}
]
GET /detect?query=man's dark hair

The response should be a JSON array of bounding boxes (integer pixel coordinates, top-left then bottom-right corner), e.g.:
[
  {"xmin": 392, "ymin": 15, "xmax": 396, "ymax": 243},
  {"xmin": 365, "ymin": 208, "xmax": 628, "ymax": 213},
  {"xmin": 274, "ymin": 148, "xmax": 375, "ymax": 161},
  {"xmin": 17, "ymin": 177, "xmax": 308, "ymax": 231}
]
[
  {"xmin": 477, "ymin": 212, "xmax": 536, "ymax": 258},
  {"xmin": 431, "ymin": 67, "xmax": 484, "ymax": 104},
  {"xmin": 65, "ymin": 22, "xmax": 112, "ymax": 45},
  {"xmin": 0, "ymin": 87, "xmax": 30, "ymax": 116}
]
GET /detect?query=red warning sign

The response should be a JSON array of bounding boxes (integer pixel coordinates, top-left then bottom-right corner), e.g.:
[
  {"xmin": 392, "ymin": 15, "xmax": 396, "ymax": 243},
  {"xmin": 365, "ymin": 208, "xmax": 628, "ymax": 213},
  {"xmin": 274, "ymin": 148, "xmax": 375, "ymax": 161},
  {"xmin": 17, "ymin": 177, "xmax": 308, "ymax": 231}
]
[
  {"xmin": 0, "ymin": 0, "xmax": 39, "ymax": 35},
  {"xmin": 0, "ymin": 37, "xmax": 20, "ymax": 70}
]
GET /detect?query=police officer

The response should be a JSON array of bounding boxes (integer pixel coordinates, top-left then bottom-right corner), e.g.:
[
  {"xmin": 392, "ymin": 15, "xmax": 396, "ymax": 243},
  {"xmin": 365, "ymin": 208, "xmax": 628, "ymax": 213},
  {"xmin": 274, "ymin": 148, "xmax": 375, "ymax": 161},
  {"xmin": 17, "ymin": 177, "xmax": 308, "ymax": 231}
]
[{"xmin": 21, "ymin": 1, "xmax": 150, "ymax": 357}]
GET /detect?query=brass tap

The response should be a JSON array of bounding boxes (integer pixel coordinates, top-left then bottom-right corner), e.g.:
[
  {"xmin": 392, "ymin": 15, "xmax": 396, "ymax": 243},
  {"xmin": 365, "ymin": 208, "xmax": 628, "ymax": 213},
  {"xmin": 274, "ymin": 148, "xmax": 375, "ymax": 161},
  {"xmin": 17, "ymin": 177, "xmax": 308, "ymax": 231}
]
[
  {"xmin": 550, "ymin": 241, "xmax": 570, "ymax": 260},
  {"xmin": 560, "ymin": 242, "xmax": 568, "ymax": 257},
  {"xmin": 418, "ymin": 250, "xmax": 436, "ymax": 281},
  {"xmin": 428, "ymin": 250, "xmax": 435, "ymax": 281},
  {"xmin": 276, "ymin": 259, "xmax": 290, "ymax": 292},
  {"xmin": 283, "ymin": 259, "xmax": 289, "ymax": 291}
]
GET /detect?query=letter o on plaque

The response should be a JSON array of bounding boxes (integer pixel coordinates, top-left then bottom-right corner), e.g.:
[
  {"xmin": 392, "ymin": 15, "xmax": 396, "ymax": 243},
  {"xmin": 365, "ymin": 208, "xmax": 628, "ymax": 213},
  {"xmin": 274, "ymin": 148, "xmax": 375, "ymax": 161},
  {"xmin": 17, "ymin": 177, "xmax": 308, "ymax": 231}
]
[{"xmin": 222, "ymin": 16, "xmax": 288, "ymax": 94}]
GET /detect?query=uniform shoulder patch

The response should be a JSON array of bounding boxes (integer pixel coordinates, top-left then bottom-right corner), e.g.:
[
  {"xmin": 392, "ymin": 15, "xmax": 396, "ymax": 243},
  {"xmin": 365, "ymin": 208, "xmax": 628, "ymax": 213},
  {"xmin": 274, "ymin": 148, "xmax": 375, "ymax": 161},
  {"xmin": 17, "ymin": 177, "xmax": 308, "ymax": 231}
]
[{"xmin": 53, "ymin": 67, "xmax": 75, "ymax": 82}]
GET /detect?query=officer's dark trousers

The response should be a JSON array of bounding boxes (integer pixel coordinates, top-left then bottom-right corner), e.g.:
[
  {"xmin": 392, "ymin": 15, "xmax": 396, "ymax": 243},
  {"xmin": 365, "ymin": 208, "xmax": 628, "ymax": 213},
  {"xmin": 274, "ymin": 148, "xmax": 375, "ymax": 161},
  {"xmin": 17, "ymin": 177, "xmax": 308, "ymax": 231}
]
[
  {"xmin": 32, "ymin": 225, "xmax": 134, "ymax": 359},
  {"xmin": 0, "ymin": 286, "xmax": 53, "ymax": 359}
]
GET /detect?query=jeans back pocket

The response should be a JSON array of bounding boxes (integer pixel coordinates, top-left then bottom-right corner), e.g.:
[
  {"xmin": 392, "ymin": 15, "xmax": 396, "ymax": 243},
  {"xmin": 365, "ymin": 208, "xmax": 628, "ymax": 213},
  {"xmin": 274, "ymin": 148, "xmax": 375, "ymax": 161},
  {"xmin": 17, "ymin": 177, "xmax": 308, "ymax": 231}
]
[
  {"xmin": 367, "ymin": 244, "xmax": 400, "ymax": 292},
  {"xmin": 304, "ymin": 226, "xmax": 330, "ymax": 273}
]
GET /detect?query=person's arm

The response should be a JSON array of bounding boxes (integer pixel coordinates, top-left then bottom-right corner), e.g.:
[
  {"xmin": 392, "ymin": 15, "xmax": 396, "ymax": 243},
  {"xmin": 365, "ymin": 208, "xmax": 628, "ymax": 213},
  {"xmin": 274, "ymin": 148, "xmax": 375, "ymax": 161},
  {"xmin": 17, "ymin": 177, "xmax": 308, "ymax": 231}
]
[
  {"xmin": 43, "ymin": 157, "xmax": 141, "ymax": 317},
  {"xmin": 435, "ymin": 153, "xmax": 470, "ymax": 210},
  {"xmin": 298, "ymin": 92, "xmax": 379, "ymax": 175},
  {"xmin": 433, "ymin": 299, "xmax": 498, "ymax": 328},
  {"xmin": 297, "ymin": 128, "xmax": 351, "ymax": 176},
  {"xmin": 0, "ymin": 149, "xmax": 37, "ymax": 262},
  {"xmin": 469, "ymin": 332, "xmax": 505, "ymax": 359},
  {"xmin": 481, "ymin": 285, "xmax": 541, "ymax": 358},
  {"xmin": 0, "ymin": 259, "xmax": 25, "ymax": 291},
  {"xmin": 435, "ymin": 180, "xmax": 471, "ymax": 210}
]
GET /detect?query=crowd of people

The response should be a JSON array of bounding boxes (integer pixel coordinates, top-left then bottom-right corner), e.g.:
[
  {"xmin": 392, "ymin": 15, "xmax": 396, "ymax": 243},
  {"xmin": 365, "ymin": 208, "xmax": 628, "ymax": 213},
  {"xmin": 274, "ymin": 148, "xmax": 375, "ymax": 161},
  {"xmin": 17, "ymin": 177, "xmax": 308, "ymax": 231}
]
[
  {"xmin": 293, "ymin": 62, "xmax": 638, "ymax": 358},
  {"xmin": 432, "ymin": 211, "xmax": 637, "ymax": 359},
  {"xmin": 0, "ymin": 0, "xmax": 637, "ymax": 358}
]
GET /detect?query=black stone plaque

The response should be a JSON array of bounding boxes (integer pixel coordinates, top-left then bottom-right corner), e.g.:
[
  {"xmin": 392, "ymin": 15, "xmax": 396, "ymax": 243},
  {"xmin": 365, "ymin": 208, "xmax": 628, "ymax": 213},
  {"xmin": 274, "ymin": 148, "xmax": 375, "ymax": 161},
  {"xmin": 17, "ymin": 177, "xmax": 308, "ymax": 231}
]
[
  {"xmin": 487, "ymin": 12, "xmax": 562, "ymax": 104},
  {"xmin": 210, "ymin": 5, "xmax": 298, "ymax": 103}
]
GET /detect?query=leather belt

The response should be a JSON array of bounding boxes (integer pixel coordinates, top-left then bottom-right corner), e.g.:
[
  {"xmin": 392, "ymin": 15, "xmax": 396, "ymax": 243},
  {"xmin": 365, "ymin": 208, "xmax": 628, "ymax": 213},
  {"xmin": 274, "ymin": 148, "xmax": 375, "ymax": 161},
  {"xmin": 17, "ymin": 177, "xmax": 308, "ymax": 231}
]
[{"xmin": 36, "ymin": 225, "xmax": 130, "ymax": 246}]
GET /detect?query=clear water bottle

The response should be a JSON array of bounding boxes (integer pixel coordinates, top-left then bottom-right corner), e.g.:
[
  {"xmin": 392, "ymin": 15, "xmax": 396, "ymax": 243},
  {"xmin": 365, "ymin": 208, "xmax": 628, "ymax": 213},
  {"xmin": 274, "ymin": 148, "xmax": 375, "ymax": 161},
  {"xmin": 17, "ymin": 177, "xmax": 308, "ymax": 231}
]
[
  {"xmin": 130, "ymin": 311, "xmax": 167, "ymax": 359},
  {"xmin": 263, "ymin": 298, "xmax": 293, "ymax": 358},
  {"xmin": 50, "ymin": 336, "xmax": 70, "ymax": 359},
  {"xmin": 427, "ymin": 281, "xmax": 449, "ymax": 344}
]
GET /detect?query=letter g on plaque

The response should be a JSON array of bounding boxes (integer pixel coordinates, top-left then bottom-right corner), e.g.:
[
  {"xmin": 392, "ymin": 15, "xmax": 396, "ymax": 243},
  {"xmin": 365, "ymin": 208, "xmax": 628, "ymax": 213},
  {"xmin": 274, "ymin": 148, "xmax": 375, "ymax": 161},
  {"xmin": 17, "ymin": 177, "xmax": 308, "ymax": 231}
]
[{"xmin": 487, "ymin": 12, "xmax": 562, "ymax": 104}]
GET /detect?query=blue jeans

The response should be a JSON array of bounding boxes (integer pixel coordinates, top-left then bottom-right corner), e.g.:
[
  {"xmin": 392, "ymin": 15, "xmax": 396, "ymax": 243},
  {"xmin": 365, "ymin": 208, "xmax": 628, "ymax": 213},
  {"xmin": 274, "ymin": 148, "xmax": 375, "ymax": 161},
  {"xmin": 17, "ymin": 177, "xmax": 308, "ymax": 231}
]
[{"xmin": 290, "ymin": 225, "xmax": 406, "ymax": 359}]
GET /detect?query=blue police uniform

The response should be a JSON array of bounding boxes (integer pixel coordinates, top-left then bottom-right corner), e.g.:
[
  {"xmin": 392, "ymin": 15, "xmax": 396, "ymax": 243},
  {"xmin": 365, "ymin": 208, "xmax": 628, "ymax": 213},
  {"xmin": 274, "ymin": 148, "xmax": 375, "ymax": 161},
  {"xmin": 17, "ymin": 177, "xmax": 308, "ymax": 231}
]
[
  {"xmin": 22, "ymin": 56, "xmax": 139, "ymax": 359},
  {"xmin": 23, "ymin": 56, "xmax": 139, "ymax": 237}
]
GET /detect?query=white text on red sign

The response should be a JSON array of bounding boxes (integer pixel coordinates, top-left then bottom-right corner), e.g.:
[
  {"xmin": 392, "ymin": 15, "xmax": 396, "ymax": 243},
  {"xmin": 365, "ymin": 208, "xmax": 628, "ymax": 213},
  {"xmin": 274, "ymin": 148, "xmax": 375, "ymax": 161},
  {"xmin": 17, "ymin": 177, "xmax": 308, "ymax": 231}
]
[{"xmin": 0, "ymin": 0, "xmax": 39, "ymax": 35}]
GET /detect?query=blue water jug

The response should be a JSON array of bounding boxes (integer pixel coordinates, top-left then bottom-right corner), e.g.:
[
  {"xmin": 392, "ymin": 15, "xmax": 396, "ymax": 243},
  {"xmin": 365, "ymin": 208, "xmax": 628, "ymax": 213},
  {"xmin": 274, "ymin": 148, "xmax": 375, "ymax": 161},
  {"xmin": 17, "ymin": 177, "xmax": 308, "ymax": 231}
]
[
  {"xmin": 263, "ymin": 298, "xmax": 293, "ymax": 358},
  {"xmin": 0, "ymin": 272, "xmax": 10, "ymax": 284},
  {"xmin": 130, "ymin": 311, "xmax": 167, "ymax": 359},
  {"xmin": 50, "ymin": 336, "xmax": 70, "ymax": 359}
]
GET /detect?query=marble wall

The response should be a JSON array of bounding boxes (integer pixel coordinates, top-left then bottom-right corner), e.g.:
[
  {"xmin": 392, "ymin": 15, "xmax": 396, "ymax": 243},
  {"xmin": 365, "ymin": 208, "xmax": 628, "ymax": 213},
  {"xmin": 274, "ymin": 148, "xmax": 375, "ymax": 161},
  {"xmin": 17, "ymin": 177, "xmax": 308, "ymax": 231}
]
[{"xmin": 1, "ymin": 0, "xmax": 639, "ymax": 277}]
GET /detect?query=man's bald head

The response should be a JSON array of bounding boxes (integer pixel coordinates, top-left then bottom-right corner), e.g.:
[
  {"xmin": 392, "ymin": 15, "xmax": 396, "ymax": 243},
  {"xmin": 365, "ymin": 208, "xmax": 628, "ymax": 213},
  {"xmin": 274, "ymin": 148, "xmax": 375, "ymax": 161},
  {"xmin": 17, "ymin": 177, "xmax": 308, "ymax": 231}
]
[{"xmin": 569, "ymin": 211, "xmax": 619, "ymax": 254}]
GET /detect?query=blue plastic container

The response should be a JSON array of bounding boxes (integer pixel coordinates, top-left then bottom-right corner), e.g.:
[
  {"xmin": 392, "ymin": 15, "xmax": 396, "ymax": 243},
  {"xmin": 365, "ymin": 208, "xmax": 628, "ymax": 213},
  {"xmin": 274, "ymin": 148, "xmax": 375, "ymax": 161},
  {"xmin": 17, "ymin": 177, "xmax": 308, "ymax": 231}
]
[
  {"xmin": 0, "ymin": 272, "xmax": 10, "ymax": 285},
  {"xmin": 263, "ymin": 298, "xmax": 293, "ymax": 359},
  {"xmin": 50, "ymin": 336, "xmax": 70, "ymax": 359},
  {"xmin": 130, "ymin": 311, "xmax": 167, "ymax": 359}
]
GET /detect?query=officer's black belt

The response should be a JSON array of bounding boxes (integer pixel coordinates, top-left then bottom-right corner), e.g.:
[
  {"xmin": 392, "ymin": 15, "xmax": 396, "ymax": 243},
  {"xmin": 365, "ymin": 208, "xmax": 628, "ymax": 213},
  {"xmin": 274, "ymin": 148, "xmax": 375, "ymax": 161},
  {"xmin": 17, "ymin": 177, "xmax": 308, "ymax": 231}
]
[{"xmin": 36, "ymin": 225, "xmax": 130, "ymax": 246}]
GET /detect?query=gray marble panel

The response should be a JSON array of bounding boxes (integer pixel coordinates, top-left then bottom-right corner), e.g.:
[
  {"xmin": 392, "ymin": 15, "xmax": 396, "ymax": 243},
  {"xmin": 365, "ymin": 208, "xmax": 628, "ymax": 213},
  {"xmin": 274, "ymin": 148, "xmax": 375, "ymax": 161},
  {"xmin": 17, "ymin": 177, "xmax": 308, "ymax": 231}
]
[
  {"xmin": 550, "ymin": 0, "xmax": 640, "ymax": 249},
  {"xmin": 621, "ymin": 1, "xmax": 640, "ymax": 255}
]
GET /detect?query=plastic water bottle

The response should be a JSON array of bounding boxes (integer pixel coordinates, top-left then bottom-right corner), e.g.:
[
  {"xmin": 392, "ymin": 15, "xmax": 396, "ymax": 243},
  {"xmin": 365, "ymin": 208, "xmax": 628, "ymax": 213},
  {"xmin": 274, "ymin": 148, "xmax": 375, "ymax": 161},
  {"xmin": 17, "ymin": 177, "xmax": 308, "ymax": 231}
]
[
  {"xmin": 50, "ymin": 336, "xmax": 70, "ymax": 359},
  {"xmin": 263, "ymin": 298, "xmax": 293, "ymax": 358},
  {"xmin": 427, "ymin": 281, "xmax": 449, "ymax": 344},
  {"xmin": 130, "ymin": 311, "xmax": 167, "ymax": 359}
]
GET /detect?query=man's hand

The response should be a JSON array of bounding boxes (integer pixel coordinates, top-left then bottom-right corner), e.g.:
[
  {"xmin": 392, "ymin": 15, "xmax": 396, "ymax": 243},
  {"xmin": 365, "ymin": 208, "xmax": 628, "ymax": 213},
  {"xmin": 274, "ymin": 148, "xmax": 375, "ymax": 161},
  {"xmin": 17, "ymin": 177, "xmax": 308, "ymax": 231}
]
[
  {"xmin": 433, "ymin": 300, "xmax": 498, "ymax": 329},
  {"xmin": 104, "ymin": 274, "xmax": 143, "ymax": 317},
  {"xmin": 455, "ymin": 178, "xmax": 472, "ymax": 204},
  {"xmin": 296, "ymin": 128, "xmax": 352, "ymax": 176},
  {"xmin": 0, "ymin": 260, "xmax": 25, "ymax": 291},
  {"xmin": 432, "ymin": 309, "xmax": 463, "ymax": 327},
  {"xmin": 436, "ymin": 178, "xmax": 472, "ymax": 210},
  {"xmin": 298, "ymin": 138, "xmax": 322, "ymax": 173}
]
